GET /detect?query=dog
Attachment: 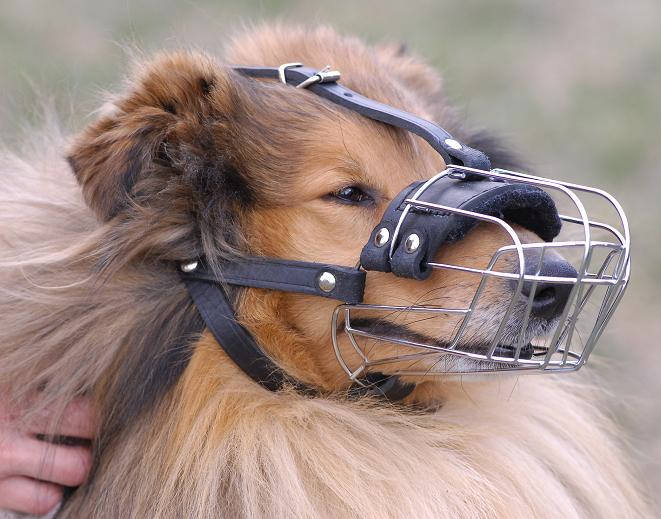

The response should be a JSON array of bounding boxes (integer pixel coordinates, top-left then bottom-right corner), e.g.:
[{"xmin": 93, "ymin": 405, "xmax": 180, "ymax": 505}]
[{"xmin": 0, "ymin": 24, "xmax": 650, "ymax": 518}]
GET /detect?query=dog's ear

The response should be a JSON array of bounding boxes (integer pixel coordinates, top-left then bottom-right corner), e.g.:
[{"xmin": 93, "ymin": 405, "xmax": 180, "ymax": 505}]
[{"xmin": 67, "ymin": 51, "xmax": 229, "ymax": 221}]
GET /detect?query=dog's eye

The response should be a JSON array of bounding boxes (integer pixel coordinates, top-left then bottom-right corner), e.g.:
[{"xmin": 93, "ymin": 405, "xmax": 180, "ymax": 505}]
[{"xmin": 329, "ymin": 186, "xmax": 374, "ymax": 205}]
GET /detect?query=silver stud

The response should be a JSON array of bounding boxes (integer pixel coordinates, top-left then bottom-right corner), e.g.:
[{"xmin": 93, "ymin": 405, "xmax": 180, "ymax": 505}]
[
  {"xmin": 180, "ymin": 261, "xmax": 198, "ymax": 273},
  {"xmin": 374, "ymin": 227, "xmax": 390, "ymax": 248},
  {"xmin": 444, "ymin": 138, "xmax": 463, "ymax": 150},
  {"xmin": 318, "ymin": 271, "xmax": 336, "ymax": 292},
  {"xmin": 448, "ymin": 170, "xmax": 466, "ymax": 180},
  {"xmin": 404, "ymin": 233, "xmax": 421, "ymax": 253}
]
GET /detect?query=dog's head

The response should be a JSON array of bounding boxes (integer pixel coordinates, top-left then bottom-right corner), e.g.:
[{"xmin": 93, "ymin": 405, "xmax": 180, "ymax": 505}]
[{"xmin": 67, "ymin": 26, "xmax": 580, "ymax": 392}]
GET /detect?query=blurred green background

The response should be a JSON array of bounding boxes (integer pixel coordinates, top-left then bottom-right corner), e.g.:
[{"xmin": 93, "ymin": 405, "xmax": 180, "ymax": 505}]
[{"xmin": 2, "ymin": 0, "xmax": 659, "ymax": 506}]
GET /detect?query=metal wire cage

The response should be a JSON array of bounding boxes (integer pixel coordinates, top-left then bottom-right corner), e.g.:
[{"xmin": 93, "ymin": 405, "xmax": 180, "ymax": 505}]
[{"xmin": 331, "ymin": 165, "xmax": 631, "ymax": 381}]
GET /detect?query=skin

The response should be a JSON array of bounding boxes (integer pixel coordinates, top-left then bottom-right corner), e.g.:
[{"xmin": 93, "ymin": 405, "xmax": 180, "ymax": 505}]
[{"xmin": 0, "ymin": 396, "xmax": 96, "ymax": 515}]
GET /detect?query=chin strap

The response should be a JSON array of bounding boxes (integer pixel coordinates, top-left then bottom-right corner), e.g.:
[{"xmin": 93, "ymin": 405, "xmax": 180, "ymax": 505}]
[{"xmin": 181, "ymin": 260, "xmax": 415, "ymax": 401}]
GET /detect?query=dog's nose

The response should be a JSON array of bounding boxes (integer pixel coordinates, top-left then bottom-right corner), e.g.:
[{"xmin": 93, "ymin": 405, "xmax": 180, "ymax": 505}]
[{"xmin": 520, "ymin": 254, "xmax": 578, "ymax": 320}]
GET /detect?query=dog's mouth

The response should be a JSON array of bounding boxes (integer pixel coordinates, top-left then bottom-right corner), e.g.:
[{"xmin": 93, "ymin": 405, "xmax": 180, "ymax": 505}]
[{"xmin": 343, "ymin": 317, "xmax": 555, "ymax": 372}]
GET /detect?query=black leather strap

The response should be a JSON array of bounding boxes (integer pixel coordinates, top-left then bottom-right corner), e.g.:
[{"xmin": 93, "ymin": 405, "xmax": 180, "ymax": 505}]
[
  {"xmin": 349, "ymin": 372, "xmax": 415, "ymax": 401},
  {"xmin": 182, "ymin": 274, "xmax": 304, "ymax": 392},
  {"xmin": 233, "ymin": 65, "xmax": 491, "ymax": 173},
  {"xmin": 182, "ymin": 270, "xmax": 414, "ymax": 400},
  {"xmin": 184, "ymin": 257, "xmax": 365, "ymax": 304}
]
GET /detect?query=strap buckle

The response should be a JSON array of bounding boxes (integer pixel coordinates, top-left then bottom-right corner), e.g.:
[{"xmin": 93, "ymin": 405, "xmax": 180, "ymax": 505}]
[
  {"xmin": 277, "ymin": 63, "xmax": 341, "ymax": 89},
  {"xmin": 277, "ymin": 62, "xmax": 303, "ymax": 84}
]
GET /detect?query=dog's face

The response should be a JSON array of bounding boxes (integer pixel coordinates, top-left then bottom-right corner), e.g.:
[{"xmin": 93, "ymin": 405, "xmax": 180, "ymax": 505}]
[
  {"xmin": 244, "ymin": 127, "xmax": 549, "ymax": 381},
  {"xmin": 68, "ymin": 27, "xmax": 568, "ymax": 390}
]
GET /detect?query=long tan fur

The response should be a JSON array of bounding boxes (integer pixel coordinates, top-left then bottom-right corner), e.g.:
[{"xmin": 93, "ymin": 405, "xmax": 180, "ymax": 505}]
[{"xmin": 0, "ymin": 24, "xmax": 651, "ymax": 518}]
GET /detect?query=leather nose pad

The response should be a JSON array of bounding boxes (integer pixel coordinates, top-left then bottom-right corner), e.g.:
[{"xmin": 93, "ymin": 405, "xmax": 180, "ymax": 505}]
[{"xmin": 519, "ymin": 254, "xmax": 578, "ymax": 320}]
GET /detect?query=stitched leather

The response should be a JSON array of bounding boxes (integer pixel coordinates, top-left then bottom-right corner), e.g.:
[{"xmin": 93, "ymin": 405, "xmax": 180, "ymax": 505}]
[{"xmin": 233, "ymin": 66, "xmax": 491, "ymax": 173}]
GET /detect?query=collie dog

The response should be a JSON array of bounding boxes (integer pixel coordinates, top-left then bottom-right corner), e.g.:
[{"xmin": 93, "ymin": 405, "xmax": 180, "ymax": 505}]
[{"xmin": 0, "ymin": 24, "xmax": 650, "ymax": 518}]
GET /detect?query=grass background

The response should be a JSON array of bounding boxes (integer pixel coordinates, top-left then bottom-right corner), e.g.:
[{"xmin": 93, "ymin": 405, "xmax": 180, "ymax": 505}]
[{"xmin": 2, "ymin": 0, "xmax": 659, "ymax": 507}]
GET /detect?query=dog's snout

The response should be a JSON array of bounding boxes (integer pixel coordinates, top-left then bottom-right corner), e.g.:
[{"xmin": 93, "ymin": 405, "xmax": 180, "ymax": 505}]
[{"xmin": 520, "ymin": 254, "xmax": 577, "ymax": 320}]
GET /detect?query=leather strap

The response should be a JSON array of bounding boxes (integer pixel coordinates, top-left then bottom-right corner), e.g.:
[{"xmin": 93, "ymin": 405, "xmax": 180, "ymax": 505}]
[
  {"xmin": 182, "ymin": 270, "xmax": 414, "ymax": 400},
  {"xmin": 233, "ymin": 65, "xmax": 491, "ymax": 174},
  {"xmin": 350, "ymin": 372, "xmax": 415, "ymax": 401},
  {"xmin": 182, "ymin": 274, "xmax": 301, "ymax": 392},
  {"xmin": 184, "ymin": 257, "xmax": 365, "ymax": 304}
]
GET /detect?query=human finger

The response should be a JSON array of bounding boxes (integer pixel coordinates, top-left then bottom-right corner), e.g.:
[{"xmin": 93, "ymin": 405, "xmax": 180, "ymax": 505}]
[
  {"xmin": 0, "ymin": 436, "xmax": 92, "ymax": 487},
  {"xmin": 0, "ymin": 476, "xmax": 62, "ymax": 516}
]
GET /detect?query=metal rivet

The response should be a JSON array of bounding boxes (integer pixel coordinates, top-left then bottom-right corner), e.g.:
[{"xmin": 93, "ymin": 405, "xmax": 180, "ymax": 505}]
[
  {"xmin": 444, "ymin": 138, "xmax": 463, "ymax": 150},
  {"xmin": 318, "ymin": 271, "xmax": 336, "ymax": 292},
  {"xmin": 374, "ymin": 227, "xmax": 390, "ymax": 247},
  {"xmin": 180, "ymin": 261, "xmax": 198, "ymax": 273},
  {"xmin": 404, "ymin": 233, "xmax": 421, "ymax": 253},
  {"xmin": 448, "ymin": 170, "xmax": 466, "ymax": 180}
]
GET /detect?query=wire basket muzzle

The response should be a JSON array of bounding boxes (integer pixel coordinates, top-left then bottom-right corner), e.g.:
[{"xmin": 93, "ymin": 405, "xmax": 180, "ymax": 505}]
[{"xmin": 337, "ymin": 166, "xmax": 631, "ymax": 381}]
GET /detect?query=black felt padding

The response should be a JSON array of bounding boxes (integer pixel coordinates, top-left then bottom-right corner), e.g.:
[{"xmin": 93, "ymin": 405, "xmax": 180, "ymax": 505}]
[{"xmin": 435, "ymin": 181, "xmax": 562, "ymax": 243}]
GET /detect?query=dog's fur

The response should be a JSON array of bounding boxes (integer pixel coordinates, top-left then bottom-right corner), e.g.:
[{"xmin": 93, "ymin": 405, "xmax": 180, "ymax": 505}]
[{"xmin": 0, "ymin": 24, "xmax": 651, "ymax": 518}]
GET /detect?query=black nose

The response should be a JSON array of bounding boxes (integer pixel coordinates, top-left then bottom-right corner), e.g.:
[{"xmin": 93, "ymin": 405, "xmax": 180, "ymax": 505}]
[{"xmin": 520, "ymin": 255, "xmax": 578, "ymax": 319}]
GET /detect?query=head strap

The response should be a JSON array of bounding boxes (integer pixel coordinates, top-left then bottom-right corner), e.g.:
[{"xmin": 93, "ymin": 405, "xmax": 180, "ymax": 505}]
[{"xmin": 234, "ymin": 65, "xmax": 491, "ymax": 174}]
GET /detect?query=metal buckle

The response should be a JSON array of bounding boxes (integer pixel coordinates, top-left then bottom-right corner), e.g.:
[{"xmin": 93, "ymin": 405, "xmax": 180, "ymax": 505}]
[
  {"xmin": 277, "ymin": 62, "xmax": 303, "ymax": 84},
  {"xmin": 278, "ymin": 63, "xmax": 341, "ymax": 89}
]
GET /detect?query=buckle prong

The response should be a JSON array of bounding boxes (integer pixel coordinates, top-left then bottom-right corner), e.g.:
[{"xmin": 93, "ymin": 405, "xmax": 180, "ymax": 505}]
[{"xmin": 296, "ymin": 65, "xmax": 341, "ymax": 89}]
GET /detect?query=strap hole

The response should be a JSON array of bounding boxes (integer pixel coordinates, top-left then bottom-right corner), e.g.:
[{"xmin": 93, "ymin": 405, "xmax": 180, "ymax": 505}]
[{"xmin": 344, "ymin": 92, "xmax": 353, "ymax": 97}]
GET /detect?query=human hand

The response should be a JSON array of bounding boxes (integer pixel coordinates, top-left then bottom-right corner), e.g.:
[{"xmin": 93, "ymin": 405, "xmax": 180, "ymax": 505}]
[{"xmin": 0, "ymin": 397, "xmax": 97, "ymax": 516}]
